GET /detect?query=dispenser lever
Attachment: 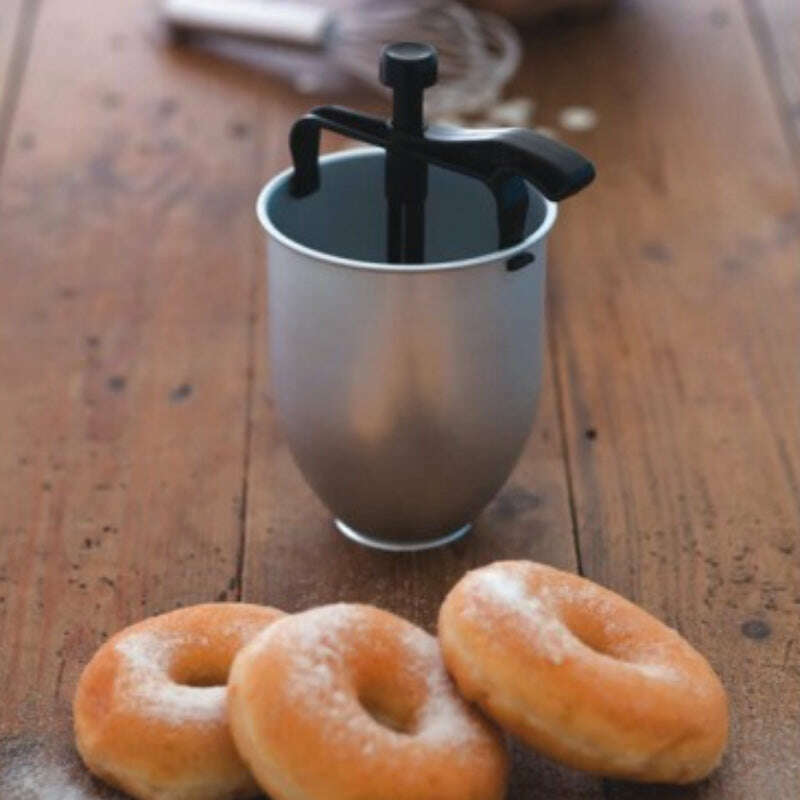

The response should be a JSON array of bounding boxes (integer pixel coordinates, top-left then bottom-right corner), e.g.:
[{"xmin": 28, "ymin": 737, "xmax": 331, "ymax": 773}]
[
  {"xmin": 423, "ymin": 125, "xmax": 595, "ymax": 202},
  {"xmin": 287, "ymin": 42, "xmax": 596, "ymax": 259},
  {"xmin": 289, "ymin": 107, "xmax": 390, "ymax": 197}
]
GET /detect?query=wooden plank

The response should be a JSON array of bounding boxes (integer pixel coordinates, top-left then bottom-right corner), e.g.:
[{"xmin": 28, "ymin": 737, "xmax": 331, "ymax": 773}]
[
  {"xmin": 0, "ymin": 0, "xmax": 271, "ymax": 794},
  {"xmin": 0, "ymin": 1, "xmax": 24, "ymax": 101},
  {"xmin": 0, "ymin": 0, "xmax": 29, "ymax": 169},
  {"xmin": 524, "ymin": 1, "xmax": 800, "ymax": 797},
  {"xmin": 745, "ymin": 0, "xmax": 800, "ymax": 163},
  {"xmin": 241, "ymin": 134, "xmax": 599, "ymax": 800},
  {"xmin": 7, "ymin": 2, "xmax": 796, "ymax": 799}
]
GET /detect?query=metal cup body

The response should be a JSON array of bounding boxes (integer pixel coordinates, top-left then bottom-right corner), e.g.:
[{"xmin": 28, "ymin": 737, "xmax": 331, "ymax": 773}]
[{"xmin": 258, "ymin": 148, "xmax": 556, "ymax": 549}]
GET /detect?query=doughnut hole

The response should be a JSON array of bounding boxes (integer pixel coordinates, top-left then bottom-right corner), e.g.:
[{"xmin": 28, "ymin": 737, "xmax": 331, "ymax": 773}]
[
  {"xmin": 556, "ymin": 602, "xmax": 636, "ymax": 662},
  {"xmin": 169, "ymin": 643, "xmax": 235, "ymax": 687},
  {"xmin": 354, "ymin": 653, "xmax": 428, "ymax": 735},
  {"xmin": 358, "ymin": 687, "xmax": 417, "ymax": 734}
]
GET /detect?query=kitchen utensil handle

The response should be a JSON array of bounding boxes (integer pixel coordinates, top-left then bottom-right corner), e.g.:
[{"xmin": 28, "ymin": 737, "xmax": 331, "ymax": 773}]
[
  {"xmin": 423, "ymin": 125, "xmax": 595, "ymax": 202},
  {"xmin": 494, "ymin": 128, "xmax": 595, "ymax": 201},
  {"xmin": 163, "ymin": 0, "xmax": 332, "ymax": 47},
  {"xmin": 289, "ymin": 106, "xmax": 392, "ymax": 196}
]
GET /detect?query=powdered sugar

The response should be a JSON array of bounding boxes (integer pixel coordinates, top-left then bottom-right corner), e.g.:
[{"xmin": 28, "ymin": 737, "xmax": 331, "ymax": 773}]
[
  {"xmin": 400, "ymin": 625, "xmax": 484, "ymax": 749},
  {"xmin": 218, "ymin": 614, "xmax": 273, "ymax": 641},
  {"xmin": 463, "ymin": 565, "xmax": 685, "ymax": 683},
  {"xmin": 0, "ymin": 740, "xmax": 88, "ymax": 800},
  {"xmin": 472, "ymin": 567, "xmax": 533, "ymax": 608},
  {"xmin": 269, "ymin": 604, "xmax": 485, "ymax": 755},
  {"xmin": 632, "ymin": 660, "xmax": 681, "ymax": 683},
  {"xmin": 114, "ymin": 631, "xmax": 225, "ymax": 724},
  {"xmin": 277, "ymin": 605, "xmax": 352, "ymax": 701},
  {"xmin": 466, "ymin": 567, "xmax": 577, "ymax": 665},
  {"xmin": 265, "ymin": 605, "xmax": 371, "ymax": 748}
]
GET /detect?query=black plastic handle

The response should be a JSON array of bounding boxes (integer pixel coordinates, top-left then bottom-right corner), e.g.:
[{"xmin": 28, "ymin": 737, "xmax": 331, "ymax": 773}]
[
  {"xmin": 289, "ymin": 107, "xmax": 391, "ymax": 197},
  {"xmin": 423, "ymin": 125, "xmax": 595, "ymax": 201},
  {"xmin": 289, "ymin": 110, "xmax": 594, "ymax": 202},
  {"xmin": 286, "ymin": 41, "xmax": 594, "ymax": 259}
]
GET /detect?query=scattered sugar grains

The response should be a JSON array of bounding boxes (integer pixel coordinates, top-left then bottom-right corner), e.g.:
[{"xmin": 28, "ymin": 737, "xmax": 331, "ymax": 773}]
[
  {"xmin": 488, "ymin": 97, "xmax": 535, "ymax": 128},
  {"xmin": 115, "ymin": 631, "xmax": 225, "ymax": 723},
  {"xmin": 400, "ymin": 625, "xmax": 479, "ymax": 749},
  {"xmin": 280, "ymin": 606, "xmax": 478, "ymax": 753},
  {"xmin": 557, "ymin": 105, "xmax": 598, "ymax": 132},
  {"xmin": 281, "ymin": 607, "xmax": 373, "ymax": 741},
  {"xmin": 0, "ymin": 746, "xmax": 86, "ymax": 800},
  {"xmin": 467, "ymin": 568, "xmax": 576, "ymax": 665},
  {"xmin": 466, "ymin": 567, "xmax": 683, "ymax": 682},
  {"xmin": 432, "ymin": 96, "xmax": 534, "ymax": 130}
]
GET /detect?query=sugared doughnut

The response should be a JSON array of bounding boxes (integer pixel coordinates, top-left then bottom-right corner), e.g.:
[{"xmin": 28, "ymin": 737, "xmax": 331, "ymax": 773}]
[
  {"xmin": 227, "ymin": 603, "xmax": 509, "ymax": 800},
  {"xmin": 438, "ymin": 561, "xmax": 729, "ymax": 783},
  {"xmin": 73, "ymin": 602, "xmax": 284, "ymax": 800}
]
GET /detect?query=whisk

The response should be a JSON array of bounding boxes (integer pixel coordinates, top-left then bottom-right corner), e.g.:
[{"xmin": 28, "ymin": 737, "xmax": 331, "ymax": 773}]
[{"xmin": 163, "ymin": 0, "xmax": 521, "ymax": 116}]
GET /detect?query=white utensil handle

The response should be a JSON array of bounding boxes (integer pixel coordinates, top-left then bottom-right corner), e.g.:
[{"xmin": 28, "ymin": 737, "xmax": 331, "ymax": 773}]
[{"xmin": 163, "ymin": 0, "xmax": 332, "ymax": 47}]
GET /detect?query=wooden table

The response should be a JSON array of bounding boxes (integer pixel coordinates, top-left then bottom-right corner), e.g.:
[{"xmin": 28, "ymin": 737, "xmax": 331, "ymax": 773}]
[{"xmin": 1, "ymin": 0, "xmax": 798, "ymax": 797}]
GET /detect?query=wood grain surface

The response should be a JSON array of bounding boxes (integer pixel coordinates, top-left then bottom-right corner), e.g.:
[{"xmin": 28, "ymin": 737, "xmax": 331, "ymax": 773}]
[
  {"xmin": 0, "ymin": 0, "xmax": 265, "ymax": 794},
  {"xmin": 0, "ymin": 0, "xmax": 32, "ymax": 170},
  {"xmin": 1, "ymin": 0, "xmax": 798, "ymax": 798},
  {"xmin": 0, "ymin": 1, "xmax": 25, "ymax": 104},
  {"xmin": 527, "ymin": 1, "xmax": 800, "ymax": 797},
  {"xmin": 0, "ymin": 1, "xmax": 24, "ymax": 67},
  {"xmin": 746, "ymin": 0, "xmax": 800, "ymax": 162}
]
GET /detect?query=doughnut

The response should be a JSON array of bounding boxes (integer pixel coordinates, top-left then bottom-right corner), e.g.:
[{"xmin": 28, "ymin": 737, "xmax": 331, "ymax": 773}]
[
  {"xmin": 438, "ymin": 561, "xmax": 729, "ymax": 783},
  {"xmin": 227, "ymin": 603, "xmax": 509, "ymax": 800},
  {"xmin": 73, "ymin": 602, "xmax": 284, "ymax": 800}
]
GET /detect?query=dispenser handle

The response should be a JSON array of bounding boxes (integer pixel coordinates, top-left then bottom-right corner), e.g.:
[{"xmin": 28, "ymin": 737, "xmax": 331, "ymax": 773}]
[
  {"xmin": 422, "ymin": 125, "xmax": 595, "ymax": 202},
  {"xmin": 289, "ymin": 113, "xmax": 595, "ymax": 203},
  {"xmin": 289, "ymin": 106, "xmax": 391, "ymax": 197},
  {"xmin": 284, "ymin": 42, "xmax": 595, "ymax": 258}
]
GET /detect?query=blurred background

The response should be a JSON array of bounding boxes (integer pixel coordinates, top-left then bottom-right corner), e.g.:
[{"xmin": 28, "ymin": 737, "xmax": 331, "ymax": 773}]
[
  {"xmin": 156, "ymin": 0, "xmax": 609, "ymax": 125},
  {"xmin": 1, "ymin": 0, "xmax": 799, "ymax": 798}
]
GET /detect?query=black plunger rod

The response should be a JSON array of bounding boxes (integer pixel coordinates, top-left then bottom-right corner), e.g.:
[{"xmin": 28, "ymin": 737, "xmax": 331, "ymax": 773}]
[{"xmin": 380, "ymin": 43, "xmax": 437, "ymax": 264}]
